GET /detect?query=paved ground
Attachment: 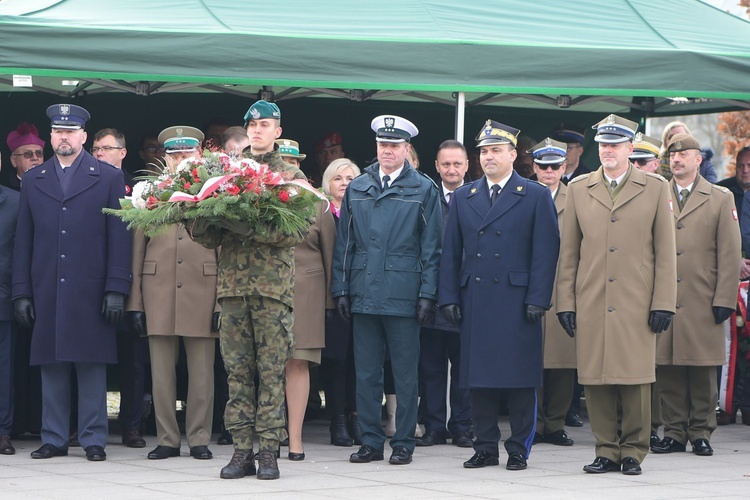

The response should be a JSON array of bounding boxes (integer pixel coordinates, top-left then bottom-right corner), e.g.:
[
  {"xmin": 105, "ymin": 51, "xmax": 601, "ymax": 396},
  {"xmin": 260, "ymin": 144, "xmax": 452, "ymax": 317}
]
[{"xmin": 1, "ymin": 418, "xmax": 749, "ymax": 499}]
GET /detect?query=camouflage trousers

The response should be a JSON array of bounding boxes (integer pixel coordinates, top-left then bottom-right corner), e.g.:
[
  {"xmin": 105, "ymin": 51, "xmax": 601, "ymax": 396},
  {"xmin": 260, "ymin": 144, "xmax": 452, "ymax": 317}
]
[{"xmin": 219, "ymin": 296, "xmax": 294, "ymax": 452}]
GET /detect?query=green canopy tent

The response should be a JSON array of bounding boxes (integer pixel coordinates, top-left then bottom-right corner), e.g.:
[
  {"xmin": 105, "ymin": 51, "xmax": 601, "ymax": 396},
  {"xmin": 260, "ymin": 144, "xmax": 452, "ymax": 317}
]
[
  {"xmin": 1, "ymin": 0, "xmax": 750, "ymax": 113},
  {"xmin": 1, "ymin": 0, "xmax": 749, "ymax": 173}
]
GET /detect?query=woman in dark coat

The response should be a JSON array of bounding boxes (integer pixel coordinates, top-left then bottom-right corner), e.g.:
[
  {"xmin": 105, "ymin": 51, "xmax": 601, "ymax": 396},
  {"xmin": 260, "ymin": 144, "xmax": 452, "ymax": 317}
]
[{"xmin": 319, "ymin": 158, "xmax": 361, "ymax": 446}]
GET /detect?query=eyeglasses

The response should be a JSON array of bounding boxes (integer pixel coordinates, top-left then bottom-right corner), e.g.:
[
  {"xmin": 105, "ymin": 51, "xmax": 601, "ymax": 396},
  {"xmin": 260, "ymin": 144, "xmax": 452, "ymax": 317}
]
[
  {"xmin": 634, "ymin": 158, "xmax": 655, "ymax": 166},
  {"xmin": 537, "ymin": 163, "xmax": 563, "ymax": 171},
  {"xmin": 141, "ymin": 145, "xmax": 165, "ymax": 153},
  {"xmin": 12, "ymin": 150, "xmax": 44, "ymax": 159},
  {"xmin": 91, "ymin": 146, "xmax": 124, "ymax": 153}
]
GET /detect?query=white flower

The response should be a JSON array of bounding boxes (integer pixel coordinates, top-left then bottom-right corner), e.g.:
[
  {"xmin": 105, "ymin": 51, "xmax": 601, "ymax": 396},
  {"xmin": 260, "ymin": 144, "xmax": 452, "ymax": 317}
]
[
  {"xmin": 175, "ymin": 158, "xmax": 193, "ymax": 173},
  {"xmin": 132, "ymin": 197, "xmax": 147, "ymax": 210}
]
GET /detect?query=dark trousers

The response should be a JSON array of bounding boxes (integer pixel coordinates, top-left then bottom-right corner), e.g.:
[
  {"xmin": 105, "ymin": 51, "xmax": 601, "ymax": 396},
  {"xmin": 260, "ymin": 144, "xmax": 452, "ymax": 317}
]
[
  {"xmin": 320, "ymin": 342, "xmax": 357, "ymax": 417},
  {"xmin": 41, "ymin": 362, "xmax": 108, "ymax": 449},
  {"xmin": 536, "ymin": 368, "xmax": 575, "ymax": 435},
  {"xmin": 353, "ymin": 313, "xmax": 419, "ymax": 452},
  {"xmin": 418, "ymin": 327, "xmax": 471, "ymax": 435},
  {"xmin": 0, "ymin": 321, "xmax": 16, "ymax": 435},
  {"xmin": 116, "ymin": 330, "xmax": 148, "ymax": 432},
  {"xmin": 471, "ymin": 387, "xmax": 536, "ymax": 458}
]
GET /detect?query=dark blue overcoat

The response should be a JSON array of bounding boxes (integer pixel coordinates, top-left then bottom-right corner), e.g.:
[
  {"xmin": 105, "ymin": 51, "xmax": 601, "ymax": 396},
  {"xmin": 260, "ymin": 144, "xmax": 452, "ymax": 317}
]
[
  {"xmin": 12, "ymin": 152, "xmax": 132, "ymax": 365},
  {"xmin": 439, "ymin": 172, "xmax": 559, "ymax": 389}
]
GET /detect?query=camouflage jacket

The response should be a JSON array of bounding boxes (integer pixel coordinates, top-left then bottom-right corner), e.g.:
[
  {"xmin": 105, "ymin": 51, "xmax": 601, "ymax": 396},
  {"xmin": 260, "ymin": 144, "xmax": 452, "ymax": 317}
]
[{"xmin": 191, "ymin": 146, "xmax": 306, "ymax": 306}]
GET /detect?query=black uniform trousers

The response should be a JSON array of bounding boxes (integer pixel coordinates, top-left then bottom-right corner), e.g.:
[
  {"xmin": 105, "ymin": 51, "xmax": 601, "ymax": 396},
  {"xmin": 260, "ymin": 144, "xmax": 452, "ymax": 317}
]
[
  {"xmin": 471, "ymin": 387, "xmax": 536, "ymax": 458},
  {"xmin": 418, "ymin": 326, "xmax": 471, "ymax": 436}
]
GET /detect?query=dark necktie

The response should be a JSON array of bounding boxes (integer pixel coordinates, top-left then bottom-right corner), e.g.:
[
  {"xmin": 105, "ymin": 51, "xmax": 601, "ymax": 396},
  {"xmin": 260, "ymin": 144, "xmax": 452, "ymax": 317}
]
[
  {"xmin": 382, "ymin": 175, "xmax": 390, "ymax": 190},
  {"xmin": 446, "ymin": 192, "xmax": 452, "ymax": 204},
  {"xmin": 679, "ymin": 188, "xmax": 690, "ymax": 209},
  {"xmin": 610, "ymin": 180, "xmax": 617, "ymax": 191},
  {"xmin": 490, "ymin": 184, "xmax": 501, "ymax": 205}
]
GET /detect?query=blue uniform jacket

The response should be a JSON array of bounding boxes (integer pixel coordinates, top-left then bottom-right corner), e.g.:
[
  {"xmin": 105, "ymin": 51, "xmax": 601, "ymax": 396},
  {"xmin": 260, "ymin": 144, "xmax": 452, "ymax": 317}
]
[
  {"xmin": 12, "ymin": 152, "xmax": 132, "ymax": 365},
  {"xmin": 439, "ymin": 172, "xmax": 559, "ymax": 388},
  {"xmin": 331, "ymin": 161, "xmax": 442, "ymax": 318}
]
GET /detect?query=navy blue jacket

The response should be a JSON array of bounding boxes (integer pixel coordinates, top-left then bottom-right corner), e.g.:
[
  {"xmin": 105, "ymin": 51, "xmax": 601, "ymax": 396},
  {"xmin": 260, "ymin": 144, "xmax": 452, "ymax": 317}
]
[
  {"xmin": 12, "ymin": 151, "xmax": 132, "ymax": 365},
  {"xmin": 0, "ymin": 186, "xmax": 19, "ymax": 321},
  {"xmin": 332, "ymin": 161, "xmax": 442, "ymax": 318},
  {"xmin": 439, "ymin": 172, "xmax": 559, "ymax": 389}
]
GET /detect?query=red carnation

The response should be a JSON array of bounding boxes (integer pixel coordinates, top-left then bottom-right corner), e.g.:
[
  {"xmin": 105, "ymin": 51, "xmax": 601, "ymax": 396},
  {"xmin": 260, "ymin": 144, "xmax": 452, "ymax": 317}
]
[
  {"xmin": 146, "ymin": 195, "xmax": 159, "ymax": 209},
  {"xmin": 278, "ymin": 190, "xmax": 290, "ymax": 203},
  {"xmin": 226, "ymin": 185, "xmax": 241, "ymax": 196},
  {"xmin": 184, "ymin": 182, "xmax": 191, "ymax": 190}
]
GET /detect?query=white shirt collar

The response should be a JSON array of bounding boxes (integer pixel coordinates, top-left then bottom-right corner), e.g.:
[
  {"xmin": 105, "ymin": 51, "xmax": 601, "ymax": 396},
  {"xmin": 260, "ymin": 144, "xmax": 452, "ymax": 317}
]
[
  {"xmin": 486, "ymin": 170, "xmax": 513, "ymax": 193},
  {"xmin": 442, "ymin": 181, "xmax": 463, "ymax": 201},
  {"xmin": 674, "ymin": 179, "xmax": 695, "ymax": 193},
  {"xmin": 602, "ymin": 169, "xmax": 627, "ymax": 186},
  {"xmin": 380, "ymin": 165, "xmax": 404, "ymax": 186}
]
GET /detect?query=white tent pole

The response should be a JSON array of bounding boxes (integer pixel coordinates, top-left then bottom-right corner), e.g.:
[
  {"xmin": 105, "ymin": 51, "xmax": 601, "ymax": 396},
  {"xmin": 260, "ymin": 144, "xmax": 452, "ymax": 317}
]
[{"xmin": 454, "ymin": 91, "xmax": 465, "ymax": 143}]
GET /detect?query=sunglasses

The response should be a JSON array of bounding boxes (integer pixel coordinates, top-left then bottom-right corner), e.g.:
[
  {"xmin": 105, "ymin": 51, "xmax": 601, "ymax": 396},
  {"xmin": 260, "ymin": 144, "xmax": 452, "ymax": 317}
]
[
  {"xmin": 536, "ymin": 163, "xmax": 563, "ymax": 171},
  {"xmin": 141, "ymin": 146, "xmax": 166, "ymax": 153},
  {"xmin": 12, "ymin": 150, "xmax": 44, "ymax": 159},
  {"xmin": 634, "ymin": 158, "xmax": 655, "ymax": 166}
]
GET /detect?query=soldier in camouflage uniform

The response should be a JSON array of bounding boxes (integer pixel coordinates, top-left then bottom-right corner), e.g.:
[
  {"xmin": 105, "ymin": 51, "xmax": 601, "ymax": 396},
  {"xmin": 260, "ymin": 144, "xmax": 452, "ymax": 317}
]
[{"xmin": 189, "ymin": 100, "xmax": 305, "ymax": 481}]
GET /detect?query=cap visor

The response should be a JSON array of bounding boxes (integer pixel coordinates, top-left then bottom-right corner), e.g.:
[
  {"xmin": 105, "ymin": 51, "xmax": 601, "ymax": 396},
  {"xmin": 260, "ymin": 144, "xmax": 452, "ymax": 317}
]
[{"xmin": 594, "ymin": 134, "xmax": 630, "ymax": 144}]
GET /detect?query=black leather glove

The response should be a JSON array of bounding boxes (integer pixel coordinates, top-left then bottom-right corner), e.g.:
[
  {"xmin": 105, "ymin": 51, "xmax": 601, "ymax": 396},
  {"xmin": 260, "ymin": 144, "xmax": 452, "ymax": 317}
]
[
  {"xmin": 335, "ymin": 296, "xmax": 351, "ymax": 321},
  {"xmin": 13, "ymin": 297, "xmax": 35, "ymax": 331},
  {"xmin": 102, "ymin": 292, "xmax": 126, "ymax": 325},
  {"xmin": 525, "ymin": 304, "xmax": 546, "ymax": 324},
  {"xmin": 648, "ymin": 310, "xmax": 673, "ymax": 334},
  {"xmin": 557, "ymin": 311, "xmax": 576, "ymax": 338},
  {"xmin": 440, "ymin": 304, "xmax": 462, "ymax": 326},
  {"xmin": 713, "ymin": 306, "xmax": 735, "ymax": 324},
  {"xmin": 416, "ymin": 298, "xmax": 437, "ymax": 326},
  {"xmin": 128, "ymin": 311, "xmax": 147, "ymax": 336},
  {"xmin": 212, "ymin": 311, "xmax": 221, "ymax": 332}
]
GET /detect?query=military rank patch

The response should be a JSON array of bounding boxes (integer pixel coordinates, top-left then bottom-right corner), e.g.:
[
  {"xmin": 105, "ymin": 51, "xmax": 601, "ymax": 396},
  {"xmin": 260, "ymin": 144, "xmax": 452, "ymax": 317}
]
[
  {"xmin": 516, "ymin": 186, "xmax": 523, "ymax": 191},
  {"xmin": 470, "ymin": 188, "xmax": 477, "ymax": 193}
]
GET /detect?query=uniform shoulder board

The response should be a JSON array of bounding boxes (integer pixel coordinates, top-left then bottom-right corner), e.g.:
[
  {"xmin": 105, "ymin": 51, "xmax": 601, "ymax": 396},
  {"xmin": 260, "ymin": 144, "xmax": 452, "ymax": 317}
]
[
  {"xmin": 417, "ymin": 169, "xmax": 440, "ymax": 190},
  {"xmin": 711, "ymin": 184, "xmax": 730, "ymax": 193},
  {"xmin": 569, "ymin": 173, "xmax": 590, "ymax": 183},
  {"xmin": 644, "ymin": 171, "xmax": 667, "ymax": 182}
]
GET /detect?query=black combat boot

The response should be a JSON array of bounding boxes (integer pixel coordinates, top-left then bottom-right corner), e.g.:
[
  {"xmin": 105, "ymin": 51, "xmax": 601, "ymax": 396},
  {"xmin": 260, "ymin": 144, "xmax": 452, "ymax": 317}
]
[
  {"xmin": 330, "ymin": 415, "xmax": 353, "ymax": 446},
  {"xmin": 256, "ymin": 449, "xmax": 280, "ymax": 480},
  {"xmin": 220, "ymin": 449, "xmax": 256, "ymax": 479}
]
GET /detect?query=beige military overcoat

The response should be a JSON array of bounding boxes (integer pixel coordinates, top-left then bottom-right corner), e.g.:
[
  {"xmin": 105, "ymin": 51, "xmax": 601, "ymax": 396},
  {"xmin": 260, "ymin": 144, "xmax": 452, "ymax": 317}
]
[
  {"xmin": 656, "ymin": 175, "xmax": 741, "ymax": 366},
  {"xmin": 292, "ymin": 202, "xmax": 336, "ymax": 350},
  {"xmin": 556, "ymin": 166, "xmax": 676, "ymax": 385},
  {"xmin": 543, "ymin": 182, "xmax": 577, "ymax": 369},
  {"xmin": 126, "ymin": 224, "xmax": 219, "ymax": 338}
]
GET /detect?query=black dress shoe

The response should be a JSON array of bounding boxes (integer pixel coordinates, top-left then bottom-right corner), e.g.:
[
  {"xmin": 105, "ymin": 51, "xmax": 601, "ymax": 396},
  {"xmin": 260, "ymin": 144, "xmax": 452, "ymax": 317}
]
[
  {"xmin": 650, "ymin": 432, "xmax": 662, "ymax": 449},
  {"xmin": 31, "ymin": 443, "xmax": 68, "ymax": 459},
  {"xmin": 542, "ymin": 430, "xmax": 574, "ymax": 446},
  {"xmin": 256, "ymin": 449, "xmax": 280, "ymax": 480},
  {"xmin": 583, "ymin": 456, "xmax": 620, "ymax": 473},
  {"xmin": 506, "ymin": 451, "xmax": 527, "ymax": 470},
  {"xmin": 452, "ymin": 431, "xmax": 473, "ymax": 448},
  {"xmin": 122, "ymin": 429, "xmax": 146, "ymax": 448},
  {"xmin": 692, "ymin": 438, "xmax": 713, "ymax": 456},
  {"xmin": 220, "ymin": 449, "xmax": 256, "ymax": 479},
  {"xmin": 217, "ymin": 430, "xmax": 233, "ymax": 445},
  {"xmin": 190, "ymin": 445, "xmax": 213, "ymax": 459},
  {"xmin": 389, "ymin": 445, "xmax": 412, "ymax": 465},
  {"xmin": 621, "ymin": 457, "xmax": 642, "ymax": 475},
  {"xmin": 463, "ymin": 450, "xmax": 500, "ymax": 468},
  {"xmin": 288, "ymin": 451, "xmax": 305, "ymax": 461},
  {"xmin": 0, "ymin": 435, "xmax": 15, "ymax": 455},
  {"xmin": 415, "ymin": 430, "xmax": 447, "ymax": 447},
  {"xmin": 349, "ymin": 444, "xmax": 384, "ymax": 463},
  {"xmin": 147, "ymin": 445, "xmax": 180, "ymax": 459},
  {"xmin": 651, "ymin": 436, "xmax": 686, "ymax": 454},
  {"xmin": 85, "ymin": 445, "xmax": 107, "ymax": 461},
  {"xmin": 565, "ymin": 412, "xmax": 583, "ymax": 427}
]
